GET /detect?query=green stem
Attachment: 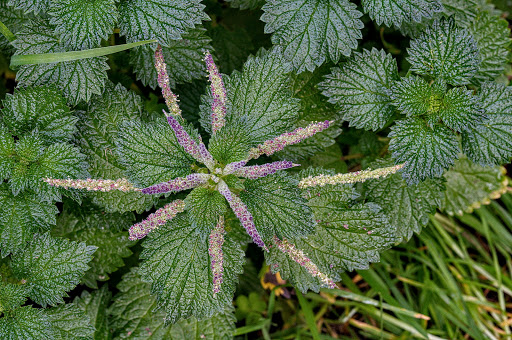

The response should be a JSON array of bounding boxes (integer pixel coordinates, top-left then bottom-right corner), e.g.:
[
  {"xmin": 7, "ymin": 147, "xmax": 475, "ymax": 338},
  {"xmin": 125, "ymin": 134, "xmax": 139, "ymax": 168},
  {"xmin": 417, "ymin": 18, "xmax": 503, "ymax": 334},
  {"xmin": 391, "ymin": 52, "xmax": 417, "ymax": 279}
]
[
  {"xmin": 296, "ymin": 289, "xmax": 321, "ymax": 340},
  {"xmin": 0, "ymin": 20, "xmax": 15, "ymax": 42},
  {"xmin": 10, "ymin": 39, "xmax": 157, "ymax": 67}
]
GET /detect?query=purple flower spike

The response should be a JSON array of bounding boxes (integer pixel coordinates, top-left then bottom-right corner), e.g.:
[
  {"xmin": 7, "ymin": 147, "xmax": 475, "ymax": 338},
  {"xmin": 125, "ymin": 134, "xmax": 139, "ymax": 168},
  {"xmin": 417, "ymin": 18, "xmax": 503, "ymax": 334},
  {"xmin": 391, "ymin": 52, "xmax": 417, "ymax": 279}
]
[
  {"xmin": 205, "ymin": 52, "xmax": 227, "ymax": 134},
  {"xmin": 248, "ymin": 121, "xmax": 333, "ymax": 160},
  {"xmin": 234, "ymin": 161, "xmax": 299, "ymax": 179},
  {"xmin": 129, "ymin": 200, "xmax": 186, "ymax": 240},
  {"xmin": 217, "ymin": 181, "xmax": 268, "ymax": 251},
  {"xmin": 208, "ymin": 216, "xmax": 226, "ymax": 296},
  {"xmin": 154, "ymin": 45, "xmax": 181, "ymax": 117},
  {"xmin": 223, "ymin": 160, "xmax": 247, "ymax": 175},
  {"xmin": 142, "ymin": 173, "xmax": 211, "ymax": 195},
  {"xmin": 273, "ymin": 236, "xmax": 337, "ymax": 289},
  {"xmin": 166, "ymin": 114, "xmax": 215, "ymax": 169}
]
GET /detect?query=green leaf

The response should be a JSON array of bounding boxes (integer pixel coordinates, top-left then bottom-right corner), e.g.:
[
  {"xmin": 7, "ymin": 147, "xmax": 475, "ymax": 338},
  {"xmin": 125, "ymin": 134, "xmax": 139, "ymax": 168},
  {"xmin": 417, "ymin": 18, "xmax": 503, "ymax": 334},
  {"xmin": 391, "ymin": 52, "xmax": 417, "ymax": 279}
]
[
  {"xmin": 208, "ymin": 25, "xmax": 255, "ymax": 75},
  {"xmin": 110, "ymin": 268, "xmax": 236, "ymax": 338},
  {"xmin": 389, "ymin": 117, "xmax": 459, "ymax": 183},
  {"xmin": 441, "ymin": 0, "xmax": 479, "ymax": 27},
  {"xmin": 240, "ymin": 172, "xmax": 315, "ymax": 242},
  {"xmin": 390, "ymin": 76, "xmax": 446, "ymax": 117},
  {"xmin": 364, "ymin": 158, "xmax": 445, "ymax": 241},
  {"xmin": 441, "ymin": 156, "xmax": 508, "ymax": 216},
  {"xmin": 0, "ymin": 0, "xmax": 32, "ymax": 51},
  {"xmin": 78, "ymin": 82, "xmax": 158, "ymax": 213},
  {"xmin": 266, "ymin": 203, "xmax": 396, "ymax": 292},
  {"xmin": 115, "ymin": 118, "xmax": 194, "ymax": 188},
  {"xmin": 462, "ymin": 82, "xmax": 512, "ymax": 166},
  {"xmin": 1, "ymin": 87, "xmax": 77, "ymax": 144},
  {"xmin": 7, "ymin": 0, "xmax": 49, "ymax": 15},
  {"xmin": 407, "ymin": 17, "xmax": 480, "ymax": 85},
  {"xmin": 439, "ymin": 86, "xmax": 484, "ymax": 132},
  {"xmin": 139, "ymin": 214, "xmax": 244, "ymax": 323},
  {"xmin": 185, "ymin": 188, "xmax": 227, "ymax": 231},
  {"xmin": 10, "ymin": 233, "xmax": 96, "ymax": 307},
  {"xmin": 74, "ymin": 286, "xmax": 112, "ymax": 340},
  {"xmin": 261, "ymin": 0, "xmax": 363, "ymax": 72},
  {"xmin": 52, "ymin": 205, "xmax": 134, "ymax": 289},
  {"xmin": 468, "ymin": 11, "xmax": 511, "ymax": 84},
  {"xmin": 118, "ymin": 0, "xmax": 208, "ymax": 45},
  {"xmin": 11, "ymin": 19, "xmax": 109, "ymax": 105},
  {"xmin": 226, "ymin": 0, "xmax": 265, "ymax": 10},
  {"xmin": 362, "ymin": 0, "xmax": 442, "ymax": 27},
  {"xmin": 0, "ymin": 282, "xmax": 29, "ymax": 312},
  {"xmin": 130, "ymin": 28, "xmax": 212, "ymax": 89},
  {"xmin": 45, "ymin": 303, "xmax": 95, "ymax": 340},
  {"xmin": 0, "ymin": 126, "xmax": 15, "ymax": 180},
  {"xmin": 48, "ymin": 0, "xmax": 118, "ymax": 49},
  {"xmin": 207, "ymin": 49, "xmax": 300, "ymax": 163},
  {"xmin": 0, "ymin": 306, "xmax": 54, "ymax": 339},
  {"xmin": 319, "ymin": 48, "xmax": 399, "ymax": 131},
  {"xmin": 0, "ymin": 185, "xmax": 58, "ymax": 257}
]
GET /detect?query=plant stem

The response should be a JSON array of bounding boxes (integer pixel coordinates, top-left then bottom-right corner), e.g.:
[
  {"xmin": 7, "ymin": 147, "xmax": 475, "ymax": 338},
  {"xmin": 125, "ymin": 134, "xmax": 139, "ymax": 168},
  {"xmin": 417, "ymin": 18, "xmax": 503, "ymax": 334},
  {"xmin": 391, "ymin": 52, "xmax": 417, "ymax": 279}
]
[{"xmin": 0, "ymin": 20, "xmax": 15, "ymax": 42}]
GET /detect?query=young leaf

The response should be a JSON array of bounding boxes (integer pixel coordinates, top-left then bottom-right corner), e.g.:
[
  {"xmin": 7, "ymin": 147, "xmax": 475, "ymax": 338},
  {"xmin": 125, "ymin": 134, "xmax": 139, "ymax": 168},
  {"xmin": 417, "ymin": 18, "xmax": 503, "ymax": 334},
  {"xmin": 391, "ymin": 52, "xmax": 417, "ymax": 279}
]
[
  {"xmin": 266, "ymin": 203, "xmax": 396, "ymax": 292},
  {"xmin": 462, "ymin": 82, "xmax": 512, "ymax": 166},
  {"xmin": 74, "ymin": 286, "xmax": 112, "ymax": 340},
  {"xmin": 10, "ymin": 233, "xmax": 96, "ymax": 307},
  {"xmin": 261, "ymin": 0, "xmax": 363, "ymax": 72},
  {"xmin": 0, "ymin": 185, "xmax": 58, "ymax": 257},
  {"xmin": 240, "ymin": 172, "xmax": 315, "ymax": 242},
  {"xmin": 7, "ymin": 0, "xmax": 49, "ymax": 15},
  {"xmin": 389, "ymin": 117, "xmax": 459, "ymax": 183},
  {"xmin": 118, "ymin": 0, "xmax": 208, "ymax": 46},
  {"xmin": 130, "ymin": 28, "xmax": 212, "ymax": 89},
  {"xmin": 185, "ymin": 188, "xmax": 228, "ymax": 230},
  {"xmin": 364, "ymin": 158, "xmax": 445, "ymax": 241},
  {"xmin": 320, "ymin": 49, "xmax": 399, "ymax": 131},
  {"xmin": 362, "ymin": 0, "xmax": 442, "ymax": 27},
  {"xmin": 78, "ymin": 82, "xmax": 158, "ymax": 213},
  {"xmin": 0, "ymin": 306, "xmax": 54, "ymax": 339},
  {"xmin": 1, "ymin": 86, "xmax": 77, "ymax": 144},
  {"xmin": 48, "ymin": 0, "xmax": 118, "ymax": 49},
  {"xmin": 440, "ymin": 86, "xmax": 484, "ymax": 132},
  {"xmin": 139, "ymin": 214, "xmax": 244, "ymax": 323},
  {"xmin": 407, "ymin": 18, "xmax": 480, "ymax": 85},
  {"xmin": 45, "ymin": 303, "xmax": 95, "ymax": 340},
  {"xmin": 441, "ymin": 157, "xmax": 508, "ymax": 216},
  {"xmin": 11, "ymin": 19, "xmax": 109, "ymax": 105},
  {"xmin": 390, "ymin": 76, "xmax": 446, "ymax": 117},
  {"xmin": 110, "ymin": 268, "xmax": 236, "ymax": 338}
]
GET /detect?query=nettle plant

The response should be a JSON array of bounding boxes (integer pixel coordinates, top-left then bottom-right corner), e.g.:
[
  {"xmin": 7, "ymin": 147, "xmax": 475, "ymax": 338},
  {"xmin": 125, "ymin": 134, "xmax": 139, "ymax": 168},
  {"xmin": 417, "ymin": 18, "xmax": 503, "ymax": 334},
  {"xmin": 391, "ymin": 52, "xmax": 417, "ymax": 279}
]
[{"xmin": 0, "ymin": 0, "xmax": 510, "ymax": 338}]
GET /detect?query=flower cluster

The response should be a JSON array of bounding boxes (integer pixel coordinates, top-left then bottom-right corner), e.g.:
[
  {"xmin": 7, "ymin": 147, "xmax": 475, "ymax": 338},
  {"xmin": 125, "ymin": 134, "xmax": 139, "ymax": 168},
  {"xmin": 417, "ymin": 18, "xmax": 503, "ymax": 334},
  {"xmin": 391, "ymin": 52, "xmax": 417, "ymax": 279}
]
[
  {"xmin": 129, "ymin": 200, "xmax": 186, "ymax": 240},
  {"xmin": 43, "ymin": 177, "xmax": 140, "ymax": 192},
  {"xmin": 208, "ymin": 216, "xmax": 226, "ymax": 295}
]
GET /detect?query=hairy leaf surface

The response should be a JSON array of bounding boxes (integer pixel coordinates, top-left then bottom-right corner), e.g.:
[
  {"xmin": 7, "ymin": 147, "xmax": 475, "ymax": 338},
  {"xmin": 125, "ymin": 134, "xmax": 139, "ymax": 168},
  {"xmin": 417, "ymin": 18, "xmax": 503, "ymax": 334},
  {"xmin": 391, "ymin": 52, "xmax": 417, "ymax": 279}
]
[
  {"xmin": 362, "ymin": 0, "xmax": 442, "ymax": 27},
  {"xmin": 0, "ymin": 306, "xmax": 53, "ymax": 339},
  {"xmin": 74, "ymin": 286, "xmax": 111, "ymax": 340},
  {"xmin": 45, "ymin": 303, "xmax": 95, "ymax": 340}
]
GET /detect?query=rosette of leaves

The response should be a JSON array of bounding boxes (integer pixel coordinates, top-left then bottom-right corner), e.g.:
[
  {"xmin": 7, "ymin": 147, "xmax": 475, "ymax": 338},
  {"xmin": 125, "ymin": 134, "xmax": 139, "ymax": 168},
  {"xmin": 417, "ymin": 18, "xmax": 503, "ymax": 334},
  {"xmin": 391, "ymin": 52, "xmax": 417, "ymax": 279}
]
[
  {"xmin": 44, "ymin": 47, "xmax": 403, "ymax": 324},
  {"xmin": 321, "ymin": 17, "xmax": 512, "ymax": 184}
]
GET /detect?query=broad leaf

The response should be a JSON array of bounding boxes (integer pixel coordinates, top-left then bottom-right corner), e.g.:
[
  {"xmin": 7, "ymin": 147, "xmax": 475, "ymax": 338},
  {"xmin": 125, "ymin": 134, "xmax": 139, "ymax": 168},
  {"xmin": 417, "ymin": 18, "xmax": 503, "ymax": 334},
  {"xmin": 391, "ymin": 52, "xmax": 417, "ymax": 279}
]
[
  {"xmin": 261, "ymin": 0, "xmax": 363, "ymax": 72},
  {"xmin": 0, "ymin": 0, "xmax": 32, "ymax": 51},
  {"xmin": 7, "ymin": 0, "xmax": 48, "ymax": 15},
  {"xmin": 139, "ymin": 214, "xmax": 244, "ymax": 323},
  {"xmin": 0, "ymin": 306, "xmax": 54, "ymax": 339},
  {"xmin": 441, "ymin": 0, "xmax": 479, "ymax": 27},
  {"xmin": 442, "ymin": 157, "xmax": 508, "ymax": 216},
  {"xmin": 362, "ymin": 0, "xmax": 442, "ymax": 27},
  {"xmin": 118, "ymin": 0, "xmax": 208, "ymax": 45},
  {"xmin": 0, "ymin": 125, "xmax": 15, "ymax": 180},
  {"xmin": 390, "ymin": 76, "xmax": 446, "ymax": 117},
  {"xmin": 0, "ymin": 281, "xmax": 29, "ymax": 312},
  {"xmin": 320, "ymin": 49, "xmax": 399, "ymax": 131},
  {"xmin": 208, "ymin": 25, "xmax": 255, "ymax": 75},
  {"xmin": 10, "ymin": 233, "xmax": 96, "ymax": 307},
  {"xmin": 48, "ymin": 0, "xmax": 118, "ymax": 49},
  {"xmin": 407, "ymin": 18, "xmax": 480, "ymax": 85},
  {"xmin": 365, "ymin": 158, "xmax": 445, "ymax": 241},
  {"xmin": 185, "ymin": 188, "xmax": 227, "ymax": 231},
  {"xmin": 439, "ymin": 86, "xmax": 483, "ymax": 132},
  {"xmin": 240, "ymin": 172, "xmax": 315, "ymax": 242},
  {"xmin": 110, "ymin": 268, "xmax": 236, "ymax": 338},
  {"xmin": 130, "ymin": 28, "xmax": 212, "ymax": 89},
  {"xmin": 74, "ymin": 286, "xmax": 111, "ymax": 340},
  {"xmin": 462, "ymin": 82, "xmax": 512, "ymax": 166},
  {"xmin": 389, "ymin": 117, "xmax": 459, "ymax": 183},
  {"xmin": 12, "ymin": 20, "xmax": 109, "ymax": 105},
  {"xmin": 45, "ymin": 303, "xmax": 95, "ymax": 340}
]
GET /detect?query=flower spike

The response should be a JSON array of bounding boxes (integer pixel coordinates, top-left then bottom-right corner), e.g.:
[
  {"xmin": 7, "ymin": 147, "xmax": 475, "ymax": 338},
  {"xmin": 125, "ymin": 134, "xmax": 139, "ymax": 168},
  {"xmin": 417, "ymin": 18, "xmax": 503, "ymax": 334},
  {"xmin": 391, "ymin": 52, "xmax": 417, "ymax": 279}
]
[
  {"xmin": 234, "ymin": 161, "xmax": 300, "ymax": 179},
  {"xmin": 166, "ymin": 114, "xmax": 215, "ymax": 170},
  {"xmin": 248, "ymin": 121, "xmax": 333, "ymax": 160},
  {"xmin": 205, "ymin": 51, "xmax": 227, "ymax": 134},
  {"xmin": 223, "ymin": 160, "xmax": 247, "ymax": 175},
  {"xmin": 217, "ymin": 180, "xmax": 268, "ymax": 251},
  {"xmin": 141, "ymin": 173, "xmax": 211, "ymax": 195},
  {"xmin": 155, "ymin": 45, "xmax": 181, "ymax": 117},
  {"xmin": 43, "ymin": 178, "xmax": 140, "ymax": 192},
  {"xmin": 298, "ymin": 164, "xmax": 406, "ymax": 188},
  {"xmin": 129, "ymin": 200, "xmax": 186, "ymax": 240},
  {"xmin": 209, "ymin": 216, "xmax": 226, "ymax": 296},
  {"xmin": 273, "ymin": 236, "xmax": 336, "ymax": 289}
]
